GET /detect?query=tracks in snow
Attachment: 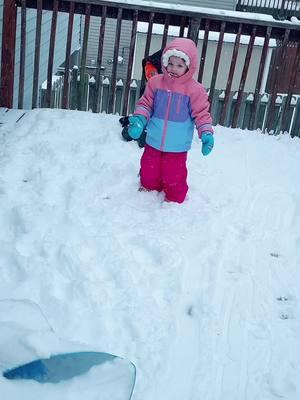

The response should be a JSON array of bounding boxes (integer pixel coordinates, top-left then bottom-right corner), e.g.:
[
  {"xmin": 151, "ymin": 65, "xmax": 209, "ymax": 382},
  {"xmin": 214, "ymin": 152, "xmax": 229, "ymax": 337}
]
[{"xmin": 203, "ymin": 185, "xmax": 299, "ymax": 400}]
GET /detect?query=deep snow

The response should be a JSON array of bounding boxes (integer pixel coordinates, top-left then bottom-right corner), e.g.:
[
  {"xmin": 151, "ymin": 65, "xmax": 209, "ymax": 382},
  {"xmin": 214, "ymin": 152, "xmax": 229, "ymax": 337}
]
[{"xmin": 0, "ymin": 108, "xmax": 300, "ymax": 400}]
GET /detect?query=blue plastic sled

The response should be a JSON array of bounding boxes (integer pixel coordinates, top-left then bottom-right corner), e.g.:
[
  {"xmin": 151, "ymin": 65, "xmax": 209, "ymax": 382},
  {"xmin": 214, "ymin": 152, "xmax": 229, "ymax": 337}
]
[{"xmin": 3, "ymin": 351, "xmax": 136, "ymax": 399}]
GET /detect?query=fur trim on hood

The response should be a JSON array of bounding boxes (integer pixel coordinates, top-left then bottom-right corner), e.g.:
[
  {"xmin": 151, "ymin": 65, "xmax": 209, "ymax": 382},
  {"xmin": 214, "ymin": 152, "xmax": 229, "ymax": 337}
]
[
  {"xmin": 161, "ymin": 38, "xmax": 198, "ymax": 83},
  {"xmin": 162, "ymin": 49, "xmax": 190, "ymax": 68}
]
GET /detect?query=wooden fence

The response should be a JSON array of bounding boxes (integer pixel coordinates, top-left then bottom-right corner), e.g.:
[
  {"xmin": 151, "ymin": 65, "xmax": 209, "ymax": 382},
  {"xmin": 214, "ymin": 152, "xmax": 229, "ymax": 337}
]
[
  {"xmin": 236, "ymin": 0, "xmax": 300, "ymax": 20},
  {"xmin": 40, "ymin": 70, "xmax": 140, "ymax": 113},
  {"xmin": 40, "ymin": 70, "xmax": 300, "ymax": 136},
  {"xmin": 1, "ymin": 0, "xmax": 300, "ymax": 136}
]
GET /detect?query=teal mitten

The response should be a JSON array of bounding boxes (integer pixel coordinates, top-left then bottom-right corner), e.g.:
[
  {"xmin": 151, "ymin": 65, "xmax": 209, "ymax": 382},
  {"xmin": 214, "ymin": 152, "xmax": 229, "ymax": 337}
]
[
  {"xmin": 201, "ymin": 132, "xmax": 214, "ymax": 156},
  {"xmin": 128, "ymin": 115, "xmax": 147, "ymax": 139}
]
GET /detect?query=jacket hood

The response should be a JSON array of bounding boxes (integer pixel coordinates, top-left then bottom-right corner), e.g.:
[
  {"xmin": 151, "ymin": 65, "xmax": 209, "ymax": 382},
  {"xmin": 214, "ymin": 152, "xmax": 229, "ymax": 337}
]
[{"xmin": 161, "ymin": 38, "xmax": 198, "ymax": 84}]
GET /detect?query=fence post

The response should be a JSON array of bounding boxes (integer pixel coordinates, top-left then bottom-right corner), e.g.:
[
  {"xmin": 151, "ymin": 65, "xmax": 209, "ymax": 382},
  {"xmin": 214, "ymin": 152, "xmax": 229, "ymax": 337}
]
[
  {"xmin": 128, "ymin": 80, "xmax": 138, "ymax": 114},
  {"xmin": 40, "ymin": 86, "xmax": 46, "ymax": 108},
  {"xmin": 215, "ymin": 90, "xmax": 225, "ymax": 125},
  {"xmin": 101, "ymin": 77, "xmax": 110, "ymax": 112},
  {"xmin": 88, "ymin": 77, "xmax": 96, "ymax": 111},
  {"xmin": 258, "ymin": 94, "xmax": 269, "ymax": 130},
  {"xmin": 276, "ymin": 95, "xmax": 291, "ymax": 134},
  {"xmin": 242, "ymin": 93, "xmax": 254, "ymax": 130},
  {"xmin": 291, "ymin": 97, "xmax": 300, "ymax": 138},
  {"xmin": 70, "ymin": 66, "xmax": 79, "ymax": 110},
  {"xmin": 115, "ymin": 79, "xmax": 124, "ymax": 114},
  {"xmin": 79, "ymin": 4, "xmax": 91, "ymax": 111},
  {"xmin": 80, "ymin": 73, "xmax": 90, "ymax": 111},
  {"xmin": 0, "ymin": 0, "xmax": 17, "ymax": 108}
]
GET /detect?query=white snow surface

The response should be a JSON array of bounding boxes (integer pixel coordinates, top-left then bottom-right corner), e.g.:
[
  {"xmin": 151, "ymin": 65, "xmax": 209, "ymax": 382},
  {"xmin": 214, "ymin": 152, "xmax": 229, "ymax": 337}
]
[{"xmin": 0, "ymin": 108, "xmax": 300, "ymax": 400}]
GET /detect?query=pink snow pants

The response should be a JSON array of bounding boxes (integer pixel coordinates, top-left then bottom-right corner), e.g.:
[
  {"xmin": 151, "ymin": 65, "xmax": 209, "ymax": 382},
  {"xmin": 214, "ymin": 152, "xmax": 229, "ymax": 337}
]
[{"xmin": 140, "ymin": 144, "xmax": 188, "ymax": 203}]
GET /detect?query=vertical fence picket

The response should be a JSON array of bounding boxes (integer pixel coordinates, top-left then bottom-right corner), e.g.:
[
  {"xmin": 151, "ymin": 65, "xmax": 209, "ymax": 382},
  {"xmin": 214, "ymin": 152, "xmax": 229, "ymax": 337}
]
[
  {"xmin": 0, "ymin": 0, "xmax": 17, "ymax": 108},
  {"xmin": 258, "ymin": 93, "xmax": 269, "ymax": 130},
  {"xmin": 18, "ymin": 0, "xmax": 26, "ymax": 109},
  {"xmin": 108, "ymin": 7, "xmax": 122, "ymax": 114},
  {"xmin": 139, "ymin": 12, "xmax": 155, "ymax": 96},
  {"xmin": 115, "ymin": 79, "xmax": 123, "ymax": 114},
  {"xmin": 88, "ymin": 78, "xmax": 96, "ymax": 111},
  {"xmin": 232, "ymin": 25, "xmax": 257, "ymax": 128},
  {"xmin": 79, "ymin": 4, "xmax": 91, "ymax": 111},
  {"xmin": 45, "ymin": 0, "xmax": 58, "ymax": 108},
  {"xmin": 122, "ymin": 9, "xmax": 138, "ymax": 116},
  {"xmin": 187, "ymin": 17, "xmax": 201, "ymax": 44},
  {"xmin": 179, "ymin": 16, "xmax": 186, "ymax": 37},
  {"xmin": 62, "ymin": 1, "xmax": 75, "ymax": 109},
  {"xmin": 82, "ymin": 73, "xmax": 90, "ymax": 110},
  {"xmin": 291, "ymin": 97, "xmax": 300, "ymax": 137},
  {"xmin": 273, "ymin": 95, "xmax": 283, "ymax": 132},
  {"xmin": 208, "ymin": 21, "xmax": 226, "ymax": 110},
  {"xmin": 93, "ymin": 5, "xmax": 107, "ymax": 113},
  {"xmin": 198, "ymin": 19, "xmax": 210, "ymax": 83},
  {"xmin": 32, "ymin": 0, "xmax": 42, "ymax": 108},
  {"xmin": 161, "ymin": 14, "xmax": 170, "ymax": 50},
  {"xmin": 129, "ymin": 80, "xmax": 138, "ymax": 114},
  {"xmin": 242, "ymin": 93, "xmax": 254, "ymax": 129},
  {"xmin": 101, "ymin": 77, "xmax": 110, "ymax": 112},
  {"xmin": 280, "ymin": 44, "xmax": 300, "ymax": 133},
  {"xmin": 220, "ymin": 23, "xmax": 242, "ymax": 126},
  {"xmin": 69, "ymin": 66, "xmax": 78, "ymax": 110},
  {"xmin": 215, "ymin": 90, "xmax": 225, "ymax": 123},
  {"xmin": 249, "ymin": 26, "xmax": 272, "ymax": 130},
  {"xmin": 144, "ymin": 12, "xmax": 154, "ymax": 60},
  {"xmin": 265, "ymin": 28, "xmax": 290, "ymax": 131}
]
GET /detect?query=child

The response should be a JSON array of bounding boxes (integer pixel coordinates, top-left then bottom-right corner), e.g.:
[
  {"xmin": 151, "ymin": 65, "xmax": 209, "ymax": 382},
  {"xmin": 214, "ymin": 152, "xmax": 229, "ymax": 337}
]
[{"xmin": 128, "ymin": 38, "xmax": 214, "ymax": 204}]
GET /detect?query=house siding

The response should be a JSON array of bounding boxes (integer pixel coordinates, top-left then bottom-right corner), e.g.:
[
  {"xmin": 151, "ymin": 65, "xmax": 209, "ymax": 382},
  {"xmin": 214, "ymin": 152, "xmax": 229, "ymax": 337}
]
[
  {"xmin": 133, "ymin": 32, "xmax": 271, "ymax": 93},
  {"xmin": 86, "ymin": 17, "xmax": 133, "ymax": 80},
  {"xmin": 0, "ymin": 3, "xmax": 81, "ymax": 108}
]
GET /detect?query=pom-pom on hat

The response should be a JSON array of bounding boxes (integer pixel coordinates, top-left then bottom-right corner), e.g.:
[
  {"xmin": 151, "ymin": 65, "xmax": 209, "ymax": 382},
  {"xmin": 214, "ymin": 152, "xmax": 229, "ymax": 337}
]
[{"xmin": 162, "ymin": 49, "xmax": 190, "ymax": 68}]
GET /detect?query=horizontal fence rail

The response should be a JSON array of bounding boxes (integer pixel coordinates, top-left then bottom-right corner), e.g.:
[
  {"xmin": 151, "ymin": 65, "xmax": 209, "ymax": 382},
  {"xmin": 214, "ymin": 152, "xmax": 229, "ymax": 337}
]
[{"xmin": 1, "ymin": 0, "xmax": 300, "ymax": 136}]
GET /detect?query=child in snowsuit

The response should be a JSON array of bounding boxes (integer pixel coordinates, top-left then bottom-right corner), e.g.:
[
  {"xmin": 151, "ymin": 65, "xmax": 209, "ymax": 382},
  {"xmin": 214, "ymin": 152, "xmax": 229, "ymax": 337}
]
[
  {"xmin": 128, "ymin": 38, "xmax": 214, "ymax": 204},
  {"xmin": 120, "ymin": 49, "xmax": 162, "ymax": 147}
]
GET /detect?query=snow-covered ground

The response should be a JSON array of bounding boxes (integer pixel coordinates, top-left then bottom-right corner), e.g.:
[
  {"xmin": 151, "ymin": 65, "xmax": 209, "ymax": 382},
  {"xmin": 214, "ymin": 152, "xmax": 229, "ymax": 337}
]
[{"xmin": 0, "ymin": 108, "xmax": 300, "ymax": 400}]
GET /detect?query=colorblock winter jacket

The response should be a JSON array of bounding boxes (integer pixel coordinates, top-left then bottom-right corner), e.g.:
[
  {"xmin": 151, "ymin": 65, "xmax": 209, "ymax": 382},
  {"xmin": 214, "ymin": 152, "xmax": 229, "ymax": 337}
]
[{"xmin": 134, "ymin": 38, "xmax": 213, "ymax": 153}]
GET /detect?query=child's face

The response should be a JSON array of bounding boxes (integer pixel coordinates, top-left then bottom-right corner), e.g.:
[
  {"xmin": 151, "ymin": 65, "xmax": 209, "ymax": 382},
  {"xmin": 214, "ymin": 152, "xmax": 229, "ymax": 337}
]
[{"xmin": 166, "ymin": 56, "xmax": 188, "ymax": 78}]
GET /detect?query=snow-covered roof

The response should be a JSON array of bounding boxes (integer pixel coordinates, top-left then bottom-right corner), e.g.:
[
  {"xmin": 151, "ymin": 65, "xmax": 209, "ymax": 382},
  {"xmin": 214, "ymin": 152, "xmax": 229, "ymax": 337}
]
[
  {"xmin": 104, "ymin": 0, "xmax": 300, "ymax": 27},
  {"xmin": 137, "ymin": 22, "xmax": 278, "ymax": 47}
]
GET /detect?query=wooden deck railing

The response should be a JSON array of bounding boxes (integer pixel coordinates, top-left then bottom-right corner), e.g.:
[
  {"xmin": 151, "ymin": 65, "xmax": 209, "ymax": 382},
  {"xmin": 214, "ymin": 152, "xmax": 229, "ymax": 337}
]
[
  {"xmin": 236, "ymin": 0, "xmax": 300, "ymax": 20},
  {"xmin": 1, "ymin": 0, "xmax": 300, "ymax": 135}
]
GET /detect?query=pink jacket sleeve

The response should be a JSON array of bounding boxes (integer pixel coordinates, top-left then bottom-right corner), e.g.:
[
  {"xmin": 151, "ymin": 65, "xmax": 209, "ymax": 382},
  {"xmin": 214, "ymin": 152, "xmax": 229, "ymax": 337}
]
[
  {"xmin": 190, "ymin": 84, "xmax": 214, "ymax": 138},
  {"xmin": 133, "ymin": 80, "xmax": 155, "ymax": 121}
]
